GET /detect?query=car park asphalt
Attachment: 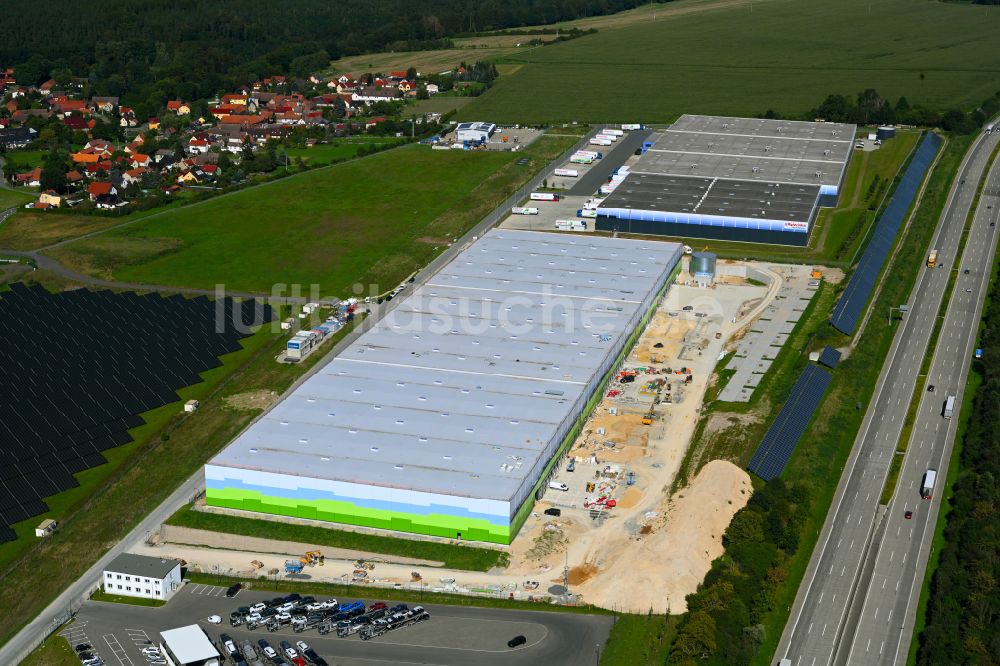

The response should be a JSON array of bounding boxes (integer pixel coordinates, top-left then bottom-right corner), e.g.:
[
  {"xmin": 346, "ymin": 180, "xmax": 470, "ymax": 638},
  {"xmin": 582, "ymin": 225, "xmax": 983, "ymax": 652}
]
[{"xmin": 67, "ymin": 584, "xmax": 613, "ymax": 666}]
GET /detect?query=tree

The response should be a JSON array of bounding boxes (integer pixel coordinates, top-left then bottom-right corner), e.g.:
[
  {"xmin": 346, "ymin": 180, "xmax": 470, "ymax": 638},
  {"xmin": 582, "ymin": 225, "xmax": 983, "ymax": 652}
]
[
  {"xmin": 672, "ymin": 611, "xmax": 717, "ymax": 661},
  {"xmin": 40, "ymin": 149, "xmax": 67, "ymax": 192},
  {"xmin": 416, "ymin": 86, "xmax": 430, "ymax": 100}
]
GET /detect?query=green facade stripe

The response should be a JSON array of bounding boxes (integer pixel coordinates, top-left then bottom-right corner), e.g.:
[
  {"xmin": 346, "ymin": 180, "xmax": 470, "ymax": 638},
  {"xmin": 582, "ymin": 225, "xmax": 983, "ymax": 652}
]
[{"xmin": 205, "ymin": 488, "xmax": 510, "ymax": 544}]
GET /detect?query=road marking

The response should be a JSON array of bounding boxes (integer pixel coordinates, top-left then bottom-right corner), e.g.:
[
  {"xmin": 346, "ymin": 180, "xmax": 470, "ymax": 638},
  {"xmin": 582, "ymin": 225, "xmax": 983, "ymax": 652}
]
[
  {"xmin": 102, "ymin": 633, "xmax": 133, "ymax": 666},
  {"xmin": 808, "ymin": 622, "xmax": 813, "ymax": 634},
  {"xmin": 841, "ymin": 566, "xmax": 846, "ymax": 576}
]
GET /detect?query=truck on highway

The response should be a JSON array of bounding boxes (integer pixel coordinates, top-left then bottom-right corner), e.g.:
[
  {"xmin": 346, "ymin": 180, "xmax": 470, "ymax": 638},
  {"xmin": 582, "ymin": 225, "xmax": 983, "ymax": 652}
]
[
  {"xmin": 921, "ymin": 469, "xmax": 938, "ymax": 499},
  {"xmin": 927, "ymin": 249, "xmax": 938, "ymax": 268},
  {"xmin": 553, "ymin": 168, "xmax": 579, "ymax": 177},
  {"xmin": 511, "ymin": 206, "xmax": 539, "ymax": 215},
  {"xmin": 987, "ymin": 123, "xmax": 995, "ymax": 134},
  {"xmin": 529, "ymin": 192, "xmax": 559, "ymax": 202},
  {"xmin": 943, "ymin": 394, "xmax": 956, "ymax": 419}
]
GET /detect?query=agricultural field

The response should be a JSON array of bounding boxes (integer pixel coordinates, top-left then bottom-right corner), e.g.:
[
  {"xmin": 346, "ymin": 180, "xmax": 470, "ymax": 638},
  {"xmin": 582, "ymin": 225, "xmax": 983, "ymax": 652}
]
[
  {"xmin": 459, "ymin": 0, "xmax": 1000, "ymax": 123},
  {"xmin": 49, "ymin": 134, "xmax": 576, "ymax": 295}
]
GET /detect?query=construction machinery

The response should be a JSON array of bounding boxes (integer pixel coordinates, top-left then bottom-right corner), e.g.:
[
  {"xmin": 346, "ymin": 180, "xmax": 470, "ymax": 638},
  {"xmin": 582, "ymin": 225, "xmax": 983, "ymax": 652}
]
[
  {"xmin": 284, "ymin": 560, "xmax": 304, "ymax": 574},
  {"xmin": 300, "ymin": 550, "xmax": 324, "ymax": 566},
  {"xmin": 642, "ymin": 408, "xmax": 655, "ymax": 425}
]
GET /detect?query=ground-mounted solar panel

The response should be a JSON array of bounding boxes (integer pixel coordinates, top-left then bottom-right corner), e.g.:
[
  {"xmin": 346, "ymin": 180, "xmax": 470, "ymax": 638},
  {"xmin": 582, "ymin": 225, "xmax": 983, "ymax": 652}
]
[
  {"xmin": 818, "ymin": 346, "xmax": 842, "ymax": 369},
  {"xmin": 748, "ymin": 365, "xmax": 833, "ymax": 481},
  {"xmin": 830, "ymin": 133, "xmax": 942, "ymax": 334},
  {"xmin": 0, "ymin": 284, "xmax": 272, "ymax": 542}
]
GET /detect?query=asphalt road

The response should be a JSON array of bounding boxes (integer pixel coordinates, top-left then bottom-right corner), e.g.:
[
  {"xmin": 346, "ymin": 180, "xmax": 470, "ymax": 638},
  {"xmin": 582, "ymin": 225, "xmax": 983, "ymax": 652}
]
[
  {"xmin": 839, "ymin": 136, "xmax": 1000, "ymax": 665},
  {"xmin": 0, "ymin": 127, "xmax": 602, "ymax": 666},
  {"xmin": 777, "ymin": 127, "xmax": 1000, "ymax": 666},
  {"xmin": 67, "ymin": 583, "xmax": 612, "ymax": 666}
]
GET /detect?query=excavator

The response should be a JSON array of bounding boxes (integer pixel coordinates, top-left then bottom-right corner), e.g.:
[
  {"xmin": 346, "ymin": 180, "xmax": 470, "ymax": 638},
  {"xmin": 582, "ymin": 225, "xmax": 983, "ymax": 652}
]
[
  {"xmin": 642, "ymin": 408, "xmax": 655, "ymax": 425},
  {"xmin": 300, "ymin": 550, "xmax": 324, "ymax": 566}
]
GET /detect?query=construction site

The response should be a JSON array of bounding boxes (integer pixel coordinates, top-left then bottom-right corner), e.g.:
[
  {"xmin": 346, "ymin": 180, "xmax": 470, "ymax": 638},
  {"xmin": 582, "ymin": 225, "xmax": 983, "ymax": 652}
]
[{"xmin": 135, "ymin": 253, "xmax": 829, "ymax": 614}]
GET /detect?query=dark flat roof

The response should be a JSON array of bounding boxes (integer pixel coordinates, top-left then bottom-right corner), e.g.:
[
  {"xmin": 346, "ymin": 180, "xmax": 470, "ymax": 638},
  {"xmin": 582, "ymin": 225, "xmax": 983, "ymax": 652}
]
[{"xmin": 600, "ymin": 173, "xmax": 820, "ymax": 223}]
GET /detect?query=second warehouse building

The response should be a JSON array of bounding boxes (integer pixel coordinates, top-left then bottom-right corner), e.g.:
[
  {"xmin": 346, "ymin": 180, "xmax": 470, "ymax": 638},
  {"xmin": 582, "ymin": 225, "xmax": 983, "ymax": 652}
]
[
  {"xmin": 205, "ymin": 230, "xmax": 682, "ymax": 544},
  {"xmin": 597, "ymin": 115, "xmax": 857, "ymax": 246}
]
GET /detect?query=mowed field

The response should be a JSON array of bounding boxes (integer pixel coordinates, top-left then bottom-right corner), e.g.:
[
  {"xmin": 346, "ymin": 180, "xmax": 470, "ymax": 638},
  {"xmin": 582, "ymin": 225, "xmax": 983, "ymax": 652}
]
[
  {"xmin": 50, "ymin": 136, "xmax": 574, "ymax": 295},
  {"xmin": 458, "ymin": 0, "xmax": 1000, "ymax": 123}
]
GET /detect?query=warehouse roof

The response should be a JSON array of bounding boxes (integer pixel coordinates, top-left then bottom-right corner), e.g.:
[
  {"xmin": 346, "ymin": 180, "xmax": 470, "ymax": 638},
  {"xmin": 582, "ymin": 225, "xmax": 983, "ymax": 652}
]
[
  {"xmin": 210, "ymin": 230, "xmax": 681, "ymax": 502},
  {"xmin": 635, "ymin": 114, "xmax": 855, "ymax": 188},
  {"xmin": 600, "ymin": 173, "xmax": 820, "ymax": 223}
]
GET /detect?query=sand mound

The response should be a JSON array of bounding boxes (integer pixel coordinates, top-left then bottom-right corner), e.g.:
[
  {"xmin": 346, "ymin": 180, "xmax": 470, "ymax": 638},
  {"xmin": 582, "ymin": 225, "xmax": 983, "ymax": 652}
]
[{"xmin": 574, "ymin": 460, "xmax": 752, "ymax": 613}]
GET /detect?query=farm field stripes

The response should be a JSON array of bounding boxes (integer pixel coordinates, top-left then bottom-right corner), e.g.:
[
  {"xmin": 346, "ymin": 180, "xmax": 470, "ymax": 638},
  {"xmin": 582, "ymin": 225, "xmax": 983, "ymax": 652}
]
[{"xmin": 459, "ymin": 0, "xmax": 1000, "ymax": 123}]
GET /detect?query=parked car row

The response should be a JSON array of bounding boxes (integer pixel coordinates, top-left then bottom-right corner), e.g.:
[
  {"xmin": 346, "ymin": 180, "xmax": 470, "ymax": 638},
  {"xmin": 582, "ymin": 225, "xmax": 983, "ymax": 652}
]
[
  {"xmin": 75, "ymin": 643, "xmax": 104, "ymax": 666},
  {"xmin": 248, "ymin": 638, "xmax": 327, "ymax": 666}
]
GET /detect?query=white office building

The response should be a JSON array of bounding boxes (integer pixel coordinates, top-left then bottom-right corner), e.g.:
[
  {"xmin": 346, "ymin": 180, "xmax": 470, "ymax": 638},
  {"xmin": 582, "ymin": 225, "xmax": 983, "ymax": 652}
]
[
  {"xmin": 455, "ymin": 121, "xmax": 496, "ymax": 143},
  {"xmin": 103, "ymin": 553, "xmax": 182, "ymax": 601}
]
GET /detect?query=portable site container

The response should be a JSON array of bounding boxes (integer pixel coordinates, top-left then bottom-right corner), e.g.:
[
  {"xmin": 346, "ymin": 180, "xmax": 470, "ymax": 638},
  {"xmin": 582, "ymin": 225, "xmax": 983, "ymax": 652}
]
[
  {"xmin": 511, "ymin": 206, "xmax": 540, "ymax": 215},
  {"xmin": 553, "ymin": 168, "xmax": 579, "ymax": 177},
  {"xmin": 603, "ymin": 129, "xmax": 624, "ymax": 137},
  {"xmin": 530, "ymin": 192, "xmax": 559, "ymax": 202},
  {"xmin": 578, "ymin": 208, "xmax": 598, "ymax": 218}
]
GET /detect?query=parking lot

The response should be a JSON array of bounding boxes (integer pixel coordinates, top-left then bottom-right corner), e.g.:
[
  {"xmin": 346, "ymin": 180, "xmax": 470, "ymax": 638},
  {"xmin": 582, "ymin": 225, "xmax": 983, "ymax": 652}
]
[{"xmin": 63, "ymin": 583, "xmax": 613, "ymax": 666}]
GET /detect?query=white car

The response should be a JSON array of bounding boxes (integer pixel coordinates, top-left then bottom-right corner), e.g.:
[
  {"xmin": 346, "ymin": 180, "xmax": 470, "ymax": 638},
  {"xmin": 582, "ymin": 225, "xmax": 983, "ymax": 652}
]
[
  {"xmin": 249, "ymin": 602, "xmax": 267, "ymax": 613},
  {"xmin": 322, "ymin": 599, "xmax": 338, "ymax": 610},
  {"xmin": 295, "ymin": 641, "xmax": 310, "ymax": 653},
  {"xmin": 277, "ymin": 602, "xmax": 295, "ymax": 613},
  {"xmin": 305, "ymin": 602, "xmax": 325, "ymax": 611},
  {"xmin": 262, "ymin": 646, "xmax": 278, "ymax": 660},
  {"xmin": 284, "ymin": 646, "xmax": 298, "ymax": 659},
  {"xmin": 206, "ymin": 615, "xmax": 222, "ymax": 624},
  {"xmin": 276, "ymin": 612, "xmax": 292, "ymax": 622},
  {"xmin": 222, "ymin": 638, "xmax": 237, "ymax": 654}
]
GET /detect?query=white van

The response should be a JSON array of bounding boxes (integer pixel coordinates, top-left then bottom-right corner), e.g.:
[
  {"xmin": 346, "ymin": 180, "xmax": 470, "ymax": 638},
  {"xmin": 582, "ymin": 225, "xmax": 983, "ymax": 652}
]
[{"xmin": 548, "ymin": 481, "xmax": 569, "ymax": 492}]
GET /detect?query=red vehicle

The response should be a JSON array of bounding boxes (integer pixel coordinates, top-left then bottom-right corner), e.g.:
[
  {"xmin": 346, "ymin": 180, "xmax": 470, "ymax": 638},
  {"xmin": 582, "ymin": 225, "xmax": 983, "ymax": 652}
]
[
  {"xmin": 292, "ymin": 657, "xmax": 306, "ymax": 666},
  {"xmin": 904, "ymin": 510, "xmax": 913, "ymax": 520},
  {"xmin": 368, "ymin": 602, "xmax": 387, "ymax": 612}
]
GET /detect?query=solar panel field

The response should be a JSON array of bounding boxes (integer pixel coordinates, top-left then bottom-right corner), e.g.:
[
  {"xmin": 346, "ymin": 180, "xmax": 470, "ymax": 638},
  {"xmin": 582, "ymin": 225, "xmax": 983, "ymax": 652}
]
[{"xmin": 458, "ymin": 0, "xmax": 1000, "ymax": 124}]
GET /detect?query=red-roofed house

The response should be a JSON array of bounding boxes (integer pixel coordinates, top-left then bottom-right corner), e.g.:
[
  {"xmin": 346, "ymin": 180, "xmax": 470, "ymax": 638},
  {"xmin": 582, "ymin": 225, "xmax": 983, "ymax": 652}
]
[
  {"xmin": 87, "ymin": 181, "xmax": 117, "ymax": 200},
  {"xmin": 16, "ymin": 167, "xmax": 42, "ymax": 187},
  {"xmin": 166, "ymin": 100, "xmax": 191, "ymax": 115},
  {"xmin": 64, "ymin": 115, "xmax": 88, "ymax": 131}
]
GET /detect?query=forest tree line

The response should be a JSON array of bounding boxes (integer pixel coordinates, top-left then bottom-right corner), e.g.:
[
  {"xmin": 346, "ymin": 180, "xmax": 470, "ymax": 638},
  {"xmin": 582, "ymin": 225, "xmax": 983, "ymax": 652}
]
[{"xmin": 0, "ymin": 0, "xmax": 650, "ymax": 111}]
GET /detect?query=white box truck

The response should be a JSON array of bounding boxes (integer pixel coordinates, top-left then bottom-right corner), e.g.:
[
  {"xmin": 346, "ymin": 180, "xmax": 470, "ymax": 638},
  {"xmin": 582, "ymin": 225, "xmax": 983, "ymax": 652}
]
[
  {"xmin": 921, "ymin": 469, "xmax": 937, "ymax": 499},
  {"xmin": 621, "ymin": 123, "xmax": 645, "ymax": 131},
  {"xmin": 603, "ymin": 128, "xmax": 624, "ymax": 137},
  {"xmin": 577, "ymin": 208, "xmax": 597, "ymax": 218},
  {"xmin": 529, "ymin": 192, "xmax": 560, "ymax": 202},
  {"xmin": 555, "ymin": 220, "xmax": 587, "ymax": 231},
  {"xmin": 511, "ymin": 206, "xmax": 539, "ymax": 215},
  {"xmin": 943, "ymin": 395, "xmax": 956, "ymax": 419},
  {"xmin": 553, "ymin": 168, "xmax": 579, "ymax": 177},
  {"xmin": 590, "ymin": 138, "xmax": 612, "ymax": 146}
]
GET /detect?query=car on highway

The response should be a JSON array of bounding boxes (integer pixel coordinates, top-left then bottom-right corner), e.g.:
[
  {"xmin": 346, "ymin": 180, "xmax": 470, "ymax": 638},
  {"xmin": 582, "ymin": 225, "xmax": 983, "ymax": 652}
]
[
  {"xmin": 928, "ymin": 384, "xmax": 935, "ymax": 392},
  {"xmin": 964, "ymin": 269, "xmax": 971, "ymax": 275},
  {"xmin": 206, "ymin": 615, "xmax": 222, "ymax": 624},
  {"xmin": 682, "ymin": 305, "xmax": 694, "ymax": 311},
  {"xmin": 226, "ymin": 583, "xmax": 243, "ymax": 597},
  {"xmin": 905, "ymin": 510, "xmax": 913, "ymax": 519},
  {"xmin": 966, "ymin": 288, "xmax": 973, "ymax": 293},
  {"xmin": 507, "ymin": 635, "xmax": 527, "ymax": 648}
]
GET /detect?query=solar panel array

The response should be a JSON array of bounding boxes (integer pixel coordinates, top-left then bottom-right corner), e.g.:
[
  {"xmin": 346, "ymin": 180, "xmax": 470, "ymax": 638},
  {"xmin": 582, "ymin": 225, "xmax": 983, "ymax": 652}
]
[
  {"xmin": 747, "ymin": 365, "xmax": 833, "ymax": 481},
  {"xmin": 0, "ymin": 283, "xmax": 271, "ymax": 542},
  {"xmin": 818, "ymin": 346, "xmax": 842, "ymax": 369},
  {"xmin": 830, "ymin": 133, "xmax": 942, "ymax": 334}
]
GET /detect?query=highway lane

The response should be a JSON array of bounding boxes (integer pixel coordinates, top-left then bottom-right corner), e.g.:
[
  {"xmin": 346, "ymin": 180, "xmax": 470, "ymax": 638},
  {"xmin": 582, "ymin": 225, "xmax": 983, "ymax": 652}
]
[
  {"xmin": 777, "ymin": 127, "xmax": 1000, "ymax": 666},
  {"xmin": 0, "ymin": 127, "xmax": 602, "ymax": 666},
  {"xmin": 843, "ymin": 136, "xmax": 1000, "ymax": 665}
]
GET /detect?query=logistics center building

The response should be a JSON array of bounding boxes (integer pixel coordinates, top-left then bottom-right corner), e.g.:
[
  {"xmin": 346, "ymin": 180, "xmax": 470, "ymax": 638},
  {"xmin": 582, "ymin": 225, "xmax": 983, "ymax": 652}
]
[
  {"xmin": 205, "ymin": 230, "xmax": 682, "ymax": 544},
  {"xmin": 597, "ymin": 115, "xmax": 857, "ymax": 246}
]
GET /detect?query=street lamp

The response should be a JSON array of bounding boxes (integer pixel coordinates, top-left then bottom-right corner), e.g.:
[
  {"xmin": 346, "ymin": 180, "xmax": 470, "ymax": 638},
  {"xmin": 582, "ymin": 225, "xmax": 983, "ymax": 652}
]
[{"xmin": 888, "ymin": 303, "xmax": 909, "ymax": 324}]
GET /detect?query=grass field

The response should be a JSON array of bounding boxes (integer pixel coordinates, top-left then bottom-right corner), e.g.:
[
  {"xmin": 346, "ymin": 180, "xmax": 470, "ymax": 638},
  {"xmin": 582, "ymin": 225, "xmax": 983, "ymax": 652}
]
[
  {"xmin": 0, "ymin": 188, "xmax": 34, "ymax": 211},
  {"xmin": 90, "ymin": 589, "xmax": 166, "ymax": 607},
  {"xmin": 165, "ymin": 505, "xmax": 507, "ymax": 572},
  {"xmin": 49, "ymin": 135, "xmax": 575, "ymax": 294},
  {"xmin": 21, "ymin": 632, "xmax": 78, "ymax": 666},
  {"xmin": 458, "ymin": 0, "xmax": 1000, "ymax": 123}
]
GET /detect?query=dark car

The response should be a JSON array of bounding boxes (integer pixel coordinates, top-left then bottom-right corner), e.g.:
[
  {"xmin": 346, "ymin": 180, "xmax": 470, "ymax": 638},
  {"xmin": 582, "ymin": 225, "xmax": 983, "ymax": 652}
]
[
  {"xmin": 226, "ymin": 583, "xmax": 243, "ymax": 597},
  {"xmin": 905, "ymin": 510, "xmax": 913, "ymax": 519},
  {"xmin": 75, "ymin": 644, "xmax": 93, "ymax": 653},
  {"xmin": 284, "ymin": 593, "xmax": 302, "ymax": 603},
  {"xmin": 964, "ymin": 269, "xmax": 971, "ymax": 275},
  {"xmin": 507, "ymin": 635, "xmax": 527, "ymax": 648},
  {"xmin": 544, "ymin": 507, "xmax": 562, "ymax": 516},
  {"xmin": 927, "ymin": 384, "xmax": 935, "ymax": 392},
  {"xmin": 682, "ymin": 305, "xmax": 694, "ymax": 311}
]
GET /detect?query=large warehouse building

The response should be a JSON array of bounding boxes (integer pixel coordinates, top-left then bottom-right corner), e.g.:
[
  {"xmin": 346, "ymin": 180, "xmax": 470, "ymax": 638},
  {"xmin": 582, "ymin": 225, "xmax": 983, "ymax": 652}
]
[
  {"xmin": 205, "ymin": 230, "xmax": 682, "ymax": 544},
  {"xmin": 597, "ymin": 115, "xmax": 857, "ymax": 246}
]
